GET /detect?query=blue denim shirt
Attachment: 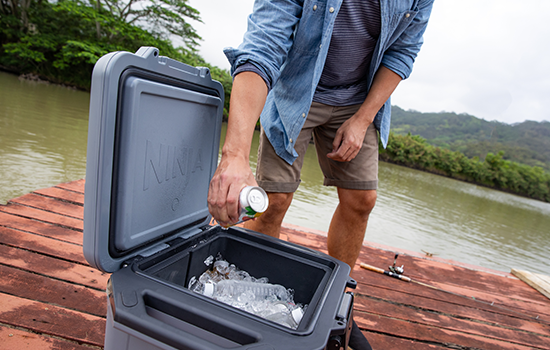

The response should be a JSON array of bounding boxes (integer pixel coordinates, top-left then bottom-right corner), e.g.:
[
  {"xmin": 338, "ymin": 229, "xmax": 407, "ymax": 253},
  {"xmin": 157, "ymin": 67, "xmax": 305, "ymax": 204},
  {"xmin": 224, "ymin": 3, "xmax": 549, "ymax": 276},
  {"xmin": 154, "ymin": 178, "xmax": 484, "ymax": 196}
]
[{"xmin": 224, "ymin": 0, "xmax": 434, "ymax": 165}]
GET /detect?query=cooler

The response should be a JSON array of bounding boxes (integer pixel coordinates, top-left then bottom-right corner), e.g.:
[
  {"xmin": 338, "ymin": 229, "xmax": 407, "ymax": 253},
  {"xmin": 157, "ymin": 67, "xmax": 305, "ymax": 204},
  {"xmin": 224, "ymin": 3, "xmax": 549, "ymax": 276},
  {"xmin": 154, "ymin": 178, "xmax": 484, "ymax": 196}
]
[{"xmin": 83, "ymin": 47, "xmax": 356, "ymax": 350}]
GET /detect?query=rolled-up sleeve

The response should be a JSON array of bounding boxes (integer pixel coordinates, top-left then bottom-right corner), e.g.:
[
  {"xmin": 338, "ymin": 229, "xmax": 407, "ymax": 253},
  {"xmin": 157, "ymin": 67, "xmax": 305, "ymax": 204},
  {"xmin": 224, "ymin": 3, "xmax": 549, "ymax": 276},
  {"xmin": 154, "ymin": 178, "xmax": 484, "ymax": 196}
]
[
  {"xmin": 224, "ymin": 0, "xmax": 304, "ymax": 88},
  {"xmin": 382, "ymin": 0, "xmax": 435, "ymax": 80}
]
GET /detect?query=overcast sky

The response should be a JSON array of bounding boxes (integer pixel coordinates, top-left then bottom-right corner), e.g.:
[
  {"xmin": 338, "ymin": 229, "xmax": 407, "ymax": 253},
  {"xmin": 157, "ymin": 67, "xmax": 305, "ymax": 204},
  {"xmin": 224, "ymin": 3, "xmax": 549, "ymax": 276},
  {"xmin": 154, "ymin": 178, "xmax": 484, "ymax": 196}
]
[{"xmin": 185, "ymin": 0, "xmax": 550, "ymax": 125}]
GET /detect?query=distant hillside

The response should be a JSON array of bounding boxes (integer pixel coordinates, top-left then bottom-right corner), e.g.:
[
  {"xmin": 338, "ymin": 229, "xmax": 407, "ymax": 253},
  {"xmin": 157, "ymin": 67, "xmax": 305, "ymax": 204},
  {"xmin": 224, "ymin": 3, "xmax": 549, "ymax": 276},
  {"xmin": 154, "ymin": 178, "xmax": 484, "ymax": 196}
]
[{"xmin": 390, "ymin": 106, "xmax": 550, "ymax": 171}]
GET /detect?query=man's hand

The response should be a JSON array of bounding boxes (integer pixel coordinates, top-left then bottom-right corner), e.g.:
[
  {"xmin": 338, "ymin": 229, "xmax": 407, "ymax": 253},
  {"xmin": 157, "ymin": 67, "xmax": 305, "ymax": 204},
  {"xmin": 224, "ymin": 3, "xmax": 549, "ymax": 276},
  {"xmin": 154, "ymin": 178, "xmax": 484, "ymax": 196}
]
[
  {"xmin": 208, "ymin": 153, "xmax": 257, "ymax": 227},
  {"xmin": 327, "ymin": 114, "xmax": 371, "ymax": 162},
  {"xmin": 328, "ymin": 66, "xmax": 402, "ymax": 162},
  {"xmin": 206, "ymin": 71, "xmax": 268, "ymax": 226}
]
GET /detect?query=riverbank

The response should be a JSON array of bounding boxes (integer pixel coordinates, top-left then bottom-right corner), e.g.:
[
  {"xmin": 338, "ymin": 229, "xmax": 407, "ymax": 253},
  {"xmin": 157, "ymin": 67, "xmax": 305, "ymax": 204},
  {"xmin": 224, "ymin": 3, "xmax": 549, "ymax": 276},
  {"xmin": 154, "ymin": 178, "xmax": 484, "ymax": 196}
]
[{"xmin": 1, "ymin": 179, "xmax": 549, "ymax": 349}]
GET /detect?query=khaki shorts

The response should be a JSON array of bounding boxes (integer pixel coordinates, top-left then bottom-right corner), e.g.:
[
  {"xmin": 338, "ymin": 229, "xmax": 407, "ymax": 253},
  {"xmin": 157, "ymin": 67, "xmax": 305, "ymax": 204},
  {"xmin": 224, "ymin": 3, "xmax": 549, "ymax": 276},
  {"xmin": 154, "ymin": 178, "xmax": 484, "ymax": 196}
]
[{"xmin": 256, "ymin": 102, "xmax": 379, "ymax": 193}]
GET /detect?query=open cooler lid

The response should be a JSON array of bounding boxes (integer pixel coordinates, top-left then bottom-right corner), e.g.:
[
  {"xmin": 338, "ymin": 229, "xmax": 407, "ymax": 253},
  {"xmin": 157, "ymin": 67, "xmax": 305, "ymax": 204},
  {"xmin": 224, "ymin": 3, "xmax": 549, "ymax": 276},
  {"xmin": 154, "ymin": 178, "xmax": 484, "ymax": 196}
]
[{"xmin": 83, "ymin": 47, "xmax": 224, "ymax": 273}]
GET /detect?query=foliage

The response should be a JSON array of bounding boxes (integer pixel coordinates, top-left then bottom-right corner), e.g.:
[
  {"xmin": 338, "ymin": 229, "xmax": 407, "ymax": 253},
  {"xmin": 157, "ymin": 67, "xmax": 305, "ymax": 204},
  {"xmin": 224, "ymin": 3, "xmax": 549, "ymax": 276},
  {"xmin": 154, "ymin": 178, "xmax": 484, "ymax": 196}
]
[
  {"xmin": 0, "ymin": 0, "xmax": 231, "ymax": 115},
  {"xmin": 380, "ymin": 133, "xmax": 550, "ymax": 203},
  {"xmin": 391, "ymin": 106, "xmax": 550, "ymax": 171},
  {"xmin": 90, "ymin": 0, "xmax": 202, "ymax": 48}
]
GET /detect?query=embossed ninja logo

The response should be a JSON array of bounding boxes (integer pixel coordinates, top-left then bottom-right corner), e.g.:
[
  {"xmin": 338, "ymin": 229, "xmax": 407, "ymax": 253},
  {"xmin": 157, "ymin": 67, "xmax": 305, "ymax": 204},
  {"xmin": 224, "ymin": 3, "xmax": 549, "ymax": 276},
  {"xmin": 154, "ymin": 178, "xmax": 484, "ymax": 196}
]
[{"xmin": 143, "ymin": 140, "xmax": 203, "ymax": 191}]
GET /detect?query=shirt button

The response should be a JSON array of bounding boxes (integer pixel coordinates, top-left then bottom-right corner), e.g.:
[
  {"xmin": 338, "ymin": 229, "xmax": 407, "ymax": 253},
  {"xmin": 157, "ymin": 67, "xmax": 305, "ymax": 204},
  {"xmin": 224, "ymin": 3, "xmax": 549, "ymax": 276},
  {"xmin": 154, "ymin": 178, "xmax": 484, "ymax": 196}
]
[
  {"xmin": 329, "ymin": 7, "xmax": 335, "ymax": 13},
  {"xmin": 313, "ymin": 4, "xmax": 317, "ymax": 10},
  {"xmin": 405, "ymin": 13, "xmax": 410, "ymax": 18},
  {"xmin": 302, "ymin": 113, "xmax": 306, "ymax": 118},
  {"xmin": 290, "ymin": 138, "xmax": 293, "ymax": 143}
]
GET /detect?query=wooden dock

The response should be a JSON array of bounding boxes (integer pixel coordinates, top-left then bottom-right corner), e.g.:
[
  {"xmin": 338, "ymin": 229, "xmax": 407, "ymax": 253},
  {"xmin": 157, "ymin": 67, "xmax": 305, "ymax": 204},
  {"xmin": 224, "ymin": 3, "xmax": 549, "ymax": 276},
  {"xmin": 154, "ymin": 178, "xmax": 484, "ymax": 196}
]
[{"xmin": 1, "ymin": 179, "xmax": 549, "ymax": 349}]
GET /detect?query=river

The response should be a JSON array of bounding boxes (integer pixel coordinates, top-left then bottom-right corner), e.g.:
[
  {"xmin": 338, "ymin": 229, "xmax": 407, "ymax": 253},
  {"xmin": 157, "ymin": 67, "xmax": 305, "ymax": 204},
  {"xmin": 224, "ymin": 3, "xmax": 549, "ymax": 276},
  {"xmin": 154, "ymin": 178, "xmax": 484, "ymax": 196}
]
[{"xmin": 1, "ymin": 70, "xmax": 549, "ymax": 274}]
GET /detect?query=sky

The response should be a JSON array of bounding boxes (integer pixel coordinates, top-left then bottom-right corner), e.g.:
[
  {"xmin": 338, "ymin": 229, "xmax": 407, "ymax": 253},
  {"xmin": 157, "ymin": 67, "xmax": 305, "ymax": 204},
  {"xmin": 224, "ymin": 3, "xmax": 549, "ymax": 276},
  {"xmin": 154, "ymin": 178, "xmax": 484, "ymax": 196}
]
[{"xmin": 185, "ymin": 0, "xmax": 550, "ymax": 125}]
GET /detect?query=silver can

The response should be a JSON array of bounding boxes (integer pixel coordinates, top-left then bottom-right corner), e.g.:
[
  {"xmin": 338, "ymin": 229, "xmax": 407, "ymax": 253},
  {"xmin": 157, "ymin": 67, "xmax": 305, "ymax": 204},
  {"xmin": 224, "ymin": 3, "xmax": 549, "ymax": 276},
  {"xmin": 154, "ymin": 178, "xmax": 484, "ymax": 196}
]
[
  {"xmin": 223, "ymin": 186, "xmax": 269, "ymax": 227},
  {"xmin": 238, "ymin": 186, "xmax": 269, "ymax": 222}
]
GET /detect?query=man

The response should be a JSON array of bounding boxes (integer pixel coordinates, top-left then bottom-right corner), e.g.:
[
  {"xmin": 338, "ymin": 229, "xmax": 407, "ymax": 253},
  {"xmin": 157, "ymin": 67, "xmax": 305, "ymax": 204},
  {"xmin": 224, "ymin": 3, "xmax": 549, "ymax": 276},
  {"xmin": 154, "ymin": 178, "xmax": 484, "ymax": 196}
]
[
  {"xmin": 208, "ymin": 0, "xmax": 433, "ymax": 266},
  {"xmin": 208, "ymin": 1, "xmax": 433, "ymax": 346}
]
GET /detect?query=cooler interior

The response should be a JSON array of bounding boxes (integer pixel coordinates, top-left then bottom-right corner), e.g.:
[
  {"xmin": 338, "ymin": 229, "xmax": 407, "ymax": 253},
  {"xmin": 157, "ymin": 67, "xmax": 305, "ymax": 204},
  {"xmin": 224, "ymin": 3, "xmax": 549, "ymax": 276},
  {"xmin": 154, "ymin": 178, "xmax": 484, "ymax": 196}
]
[{"xmin": 135, "ymin": 227, "xmax": 336, "ymax": 332}]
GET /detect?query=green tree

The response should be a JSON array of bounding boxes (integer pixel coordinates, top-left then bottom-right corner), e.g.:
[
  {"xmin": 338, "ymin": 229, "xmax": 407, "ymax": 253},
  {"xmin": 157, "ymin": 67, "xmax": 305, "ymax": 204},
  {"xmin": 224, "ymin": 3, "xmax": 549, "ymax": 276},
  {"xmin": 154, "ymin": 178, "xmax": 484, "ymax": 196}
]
[{"xmin": 93, "ymin": 0, "xmax": 201, "ymax": 48}]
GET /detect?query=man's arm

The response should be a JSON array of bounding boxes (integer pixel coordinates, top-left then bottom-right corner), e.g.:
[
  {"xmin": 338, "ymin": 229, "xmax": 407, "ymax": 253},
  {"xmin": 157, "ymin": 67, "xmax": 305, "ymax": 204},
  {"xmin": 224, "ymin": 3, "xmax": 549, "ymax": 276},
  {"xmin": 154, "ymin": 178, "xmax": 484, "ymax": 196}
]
[
  {"xmin": 208, "ymin": 71, "xmax": 268, "ymax": 226},
  {"xmin": 327, "ymin": 66, "xmax": 402, "ymax": 162}
]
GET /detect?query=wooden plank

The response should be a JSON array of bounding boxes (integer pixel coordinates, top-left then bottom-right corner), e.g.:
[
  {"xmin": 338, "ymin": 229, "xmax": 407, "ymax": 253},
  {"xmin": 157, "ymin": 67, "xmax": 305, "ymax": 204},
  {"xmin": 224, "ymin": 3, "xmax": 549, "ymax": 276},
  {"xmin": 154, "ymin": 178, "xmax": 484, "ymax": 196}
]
[
  {"xmin": 0, "ymin": 226, "xmax": 87, "ymax": 265},
  {"xmin": 0, "ymin": 202, "xmax": 83, "ymax": 231},
  {"xmin": 0, "ymin": 293, "xmax": 105, "ymax": 347},
  {"xmin": 0, "ymin": 244, "xmax": 109, "ymax": 291},
  {"xmin": 55, "ymin": 180, "xmax": 85, "ymax": 194},
  {"xmin": 354, "ymin": 293, "xmax": 550, "ymax": 349},
  {"xmin": 0, "ymin": 265, "xmax": 106, "ymax": 317},
  {"xmin": 353, "ymin": 283, "xmax": 550, "ymax": 336},
  {"xmin": 352, "ymin": 259, "xmax": 550, "ymax": 321},
  {"xmin": 34, "ymin": 187, "xmax": 85, "ymax": 206},
  {"xmin": 352, "ymin": 264, "xmax": 550, "ymax": 323},
  {"xmin": 0, "ymin": 211, "xmax": 83, "ymax": 245},
  {"xmin": 512, "ymin": 269, "xmax": 550, "ymax": 300},
  {"xmin": 8, "ymin": 193, "xmax": 83, "ymax": 220},
  {"xmin": 0, "ymin": 324, "xmax": 98, "ymax": 350},
  {"xmin": 354, "ymin": 311, "xmax": 538, "ymax": 350},
  {"xmin": 357, "ymin": 246, "xmax": 550, "ymax": 306}
]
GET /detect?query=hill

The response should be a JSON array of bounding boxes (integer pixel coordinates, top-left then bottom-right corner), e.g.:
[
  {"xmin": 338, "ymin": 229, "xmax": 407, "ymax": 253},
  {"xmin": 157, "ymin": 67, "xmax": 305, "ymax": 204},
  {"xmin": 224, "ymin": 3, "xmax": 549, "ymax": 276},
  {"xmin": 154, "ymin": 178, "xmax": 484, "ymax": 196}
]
[{"xmin": 390, "ymin": 106, "xmax": 550, "ymax": 171}]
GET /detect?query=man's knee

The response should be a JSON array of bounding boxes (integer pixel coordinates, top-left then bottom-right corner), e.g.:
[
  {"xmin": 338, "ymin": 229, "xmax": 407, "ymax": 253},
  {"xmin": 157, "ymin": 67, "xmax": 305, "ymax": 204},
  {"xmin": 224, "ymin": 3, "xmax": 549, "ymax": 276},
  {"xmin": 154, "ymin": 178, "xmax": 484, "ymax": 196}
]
[
  {"xmin": 267, "ymin": 192, "xmax": 294, "ymax": 212},
  {"xmin": 338, "ymin": 189, "xmax": 377, "ymax": 218},
  {"xmin": 265, "ymin": 192, "xmax": 294, "ymax": 217}
]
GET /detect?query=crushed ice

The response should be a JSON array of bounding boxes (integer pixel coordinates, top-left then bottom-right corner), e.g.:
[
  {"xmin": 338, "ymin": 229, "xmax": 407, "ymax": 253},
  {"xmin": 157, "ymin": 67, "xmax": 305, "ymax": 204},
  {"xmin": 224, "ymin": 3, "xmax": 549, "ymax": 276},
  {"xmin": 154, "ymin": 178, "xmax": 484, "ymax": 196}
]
[{"xmin": 188, "ymin": 254, "xmax": 305, "ymax": 329}]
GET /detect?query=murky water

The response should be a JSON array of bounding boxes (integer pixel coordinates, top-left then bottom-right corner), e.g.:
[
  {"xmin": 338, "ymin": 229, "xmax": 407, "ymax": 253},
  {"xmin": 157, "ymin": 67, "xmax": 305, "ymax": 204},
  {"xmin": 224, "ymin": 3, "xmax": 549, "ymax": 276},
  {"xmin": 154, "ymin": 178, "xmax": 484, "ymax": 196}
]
[
  {"xmin": 1, "ymin": 70, "xmax": 549, "ymax": 273},
  {"xmin": 0, "ymin": 71, "xmax": 89, "ymax": 203}
]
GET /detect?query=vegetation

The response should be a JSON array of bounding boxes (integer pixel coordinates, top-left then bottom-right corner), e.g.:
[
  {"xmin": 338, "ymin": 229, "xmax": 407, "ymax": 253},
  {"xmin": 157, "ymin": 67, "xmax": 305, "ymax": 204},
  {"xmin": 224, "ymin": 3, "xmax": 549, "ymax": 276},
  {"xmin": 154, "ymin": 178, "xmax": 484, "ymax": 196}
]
[
  {"xmin": 380, "ymin": 132, "xmax": 550, "ymax": 203},
  {"xmin": 391, "ymin": 106, "xmax": 550, "ymax": 171},
  {"xmin": 2, "ymin": 1, "xmax": 549, "ymax": 202},
  {"xmin": 0, "ymin": 0, "xmax": 232, "ymax": 115}
]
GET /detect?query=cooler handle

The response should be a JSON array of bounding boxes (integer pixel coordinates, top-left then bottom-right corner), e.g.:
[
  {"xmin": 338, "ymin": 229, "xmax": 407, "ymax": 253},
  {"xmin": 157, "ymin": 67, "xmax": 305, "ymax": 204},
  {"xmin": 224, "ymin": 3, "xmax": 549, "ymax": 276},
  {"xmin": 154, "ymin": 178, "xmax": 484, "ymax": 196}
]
[{"xmin": 115, "ymin": 290, "xmax": 261, "ymax": 350}]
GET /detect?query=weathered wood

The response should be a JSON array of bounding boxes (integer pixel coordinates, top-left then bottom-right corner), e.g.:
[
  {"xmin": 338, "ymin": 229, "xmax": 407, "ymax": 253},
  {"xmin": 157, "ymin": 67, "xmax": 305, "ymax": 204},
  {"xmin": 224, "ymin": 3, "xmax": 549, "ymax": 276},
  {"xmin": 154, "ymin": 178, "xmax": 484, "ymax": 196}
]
[
  {"xmin": 354, "ymin": 311, "xmax": 539, "ymax": 350},
  {"xmin": 0, "ymin": 211, "xmax": 83, "ymax": 245},
  {"xmin": 362, "ymin": 330, "xmax": 447, "ymax": 349},
  {"xmin": 34, "ymin": 187, "xmax": 85, "ymax": 206},
  {"xmin": 0, "ymin": 226, "xmax": 87, "ymax": 264},
  {"xmin": 1, "ymin": 179, "xmax": 549, "ymax": 350},
  {"xmin": 354, "ymin": 293, "xmax": 550, "ymax": 348},
  {"xmin": 353, "ymin": 283, "xmax": 550, "ymax": 336},
  {"xmin": 0, "ymin": 202, "xmax": 83, "ymax": 231},
  {"xmin": 9, "ymin": 193, "xmax": 83, "ymax": 219},
  {"xmin": 0, "ymin": 244, "xmax": 108, "ymax": 290},
  {"xmin": 352, "ymin": 265, "xmax": 550, "ymax": 323},
  {"xmin": 0, "ymin": 264, "xmax": 106, "ymax": 317},
  {"xmin": 0, "ymin": 325, "xmax": 98, "ymax": 350},
  {"xmin": 55, "ymin": 179, "xmax": 85, "ymax": 194},
  {"xmin": 512, "ymin": 268, "xmax": 550, "ymax": 300},
  {"xmin": 0, "ymin": 293, "xmax": 105, "ymax": 347}
]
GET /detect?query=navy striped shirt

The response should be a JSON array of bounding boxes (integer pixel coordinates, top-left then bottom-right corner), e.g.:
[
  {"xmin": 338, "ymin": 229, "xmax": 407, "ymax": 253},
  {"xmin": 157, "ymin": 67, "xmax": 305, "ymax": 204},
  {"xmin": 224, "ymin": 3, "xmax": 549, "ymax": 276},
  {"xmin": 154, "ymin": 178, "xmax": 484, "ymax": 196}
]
[
  {"xmin": 313, "ymin": 0, "xmax": 380, "ymax": 106},
  {"xmin": 235, "ymin": 0, "xmax": 381, "ymax": 107}
]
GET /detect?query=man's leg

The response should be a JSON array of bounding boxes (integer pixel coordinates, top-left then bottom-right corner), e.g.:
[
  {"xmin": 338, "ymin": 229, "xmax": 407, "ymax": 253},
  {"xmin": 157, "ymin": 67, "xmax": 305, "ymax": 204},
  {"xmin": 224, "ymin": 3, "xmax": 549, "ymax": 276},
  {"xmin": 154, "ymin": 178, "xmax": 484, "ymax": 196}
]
[
  {"xmin": 327, "ymin": 188, "xmax": 377, "ymax": 268},
  {"xmin": 243, "ymin": 192, "xmax": 293, "ymax": 239}
]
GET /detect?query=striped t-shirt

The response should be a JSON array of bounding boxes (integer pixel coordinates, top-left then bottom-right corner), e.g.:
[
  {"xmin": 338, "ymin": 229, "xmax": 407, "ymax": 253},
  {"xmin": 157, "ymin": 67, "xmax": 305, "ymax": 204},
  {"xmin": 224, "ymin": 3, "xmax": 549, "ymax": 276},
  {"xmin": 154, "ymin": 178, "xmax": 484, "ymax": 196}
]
[{"xmin": 313, "ymin": 0, "xmax": 381, "ymax": 106}]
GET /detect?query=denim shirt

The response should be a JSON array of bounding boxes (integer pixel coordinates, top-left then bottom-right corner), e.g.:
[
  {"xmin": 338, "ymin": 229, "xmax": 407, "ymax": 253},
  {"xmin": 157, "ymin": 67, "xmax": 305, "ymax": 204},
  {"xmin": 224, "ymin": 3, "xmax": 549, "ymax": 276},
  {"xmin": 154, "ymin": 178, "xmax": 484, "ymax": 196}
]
[{"xmin": 224, "ymin": 0, "xmax": 434, "ymax": 165}]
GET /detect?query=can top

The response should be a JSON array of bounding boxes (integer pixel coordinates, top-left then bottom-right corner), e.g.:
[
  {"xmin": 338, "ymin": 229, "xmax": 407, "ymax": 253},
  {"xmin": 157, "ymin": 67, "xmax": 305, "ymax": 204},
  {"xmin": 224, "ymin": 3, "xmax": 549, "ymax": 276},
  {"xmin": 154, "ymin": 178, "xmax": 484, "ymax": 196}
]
[{"xmin": 246, "ymin": 187, "xmax": 269, "ymax": 213}]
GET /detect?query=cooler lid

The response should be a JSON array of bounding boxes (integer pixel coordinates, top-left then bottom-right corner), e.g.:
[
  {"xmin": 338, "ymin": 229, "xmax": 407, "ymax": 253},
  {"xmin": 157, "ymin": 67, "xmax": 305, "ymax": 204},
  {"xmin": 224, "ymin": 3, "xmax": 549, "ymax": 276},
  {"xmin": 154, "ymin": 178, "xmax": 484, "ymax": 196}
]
[{"xmin": 83, "ymin": 47, "xmax": 224, "ymax": 272}]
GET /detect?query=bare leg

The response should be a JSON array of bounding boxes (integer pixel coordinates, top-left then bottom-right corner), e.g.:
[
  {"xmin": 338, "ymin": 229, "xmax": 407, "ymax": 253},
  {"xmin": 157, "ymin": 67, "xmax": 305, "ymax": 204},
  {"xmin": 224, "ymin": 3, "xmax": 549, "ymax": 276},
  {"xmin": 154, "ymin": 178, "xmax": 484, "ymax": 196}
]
[
  {"xmin": 327, "ymin": 188, "xmax": 377, "ymax": 268},
  {"xmin": 244, "ymin": 192, "xmax": 294, "ymax": 239}
]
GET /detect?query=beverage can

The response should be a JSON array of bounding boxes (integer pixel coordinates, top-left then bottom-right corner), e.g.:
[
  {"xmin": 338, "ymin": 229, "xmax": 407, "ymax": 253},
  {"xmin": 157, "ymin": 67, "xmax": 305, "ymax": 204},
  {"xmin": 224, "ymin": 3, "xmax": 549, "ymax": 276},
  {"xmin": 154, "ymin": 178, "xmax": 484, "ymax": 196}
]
[{"xmin": 222, "ymin": 186, "xmax": 269, "ymax": 228}]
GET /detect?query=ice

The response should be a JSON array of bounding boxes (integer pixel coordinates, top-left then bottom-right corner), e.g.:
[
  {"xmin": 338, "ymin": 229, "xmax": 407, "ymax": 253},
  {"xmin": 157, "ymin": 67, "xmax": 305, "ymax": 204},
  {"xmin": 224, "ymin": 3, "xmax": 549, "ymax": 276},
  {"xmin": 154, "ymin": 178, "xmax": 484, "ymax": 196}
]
[{"xmin": 188, "ymin": 254, "xmax": 306, "ymax": 329}]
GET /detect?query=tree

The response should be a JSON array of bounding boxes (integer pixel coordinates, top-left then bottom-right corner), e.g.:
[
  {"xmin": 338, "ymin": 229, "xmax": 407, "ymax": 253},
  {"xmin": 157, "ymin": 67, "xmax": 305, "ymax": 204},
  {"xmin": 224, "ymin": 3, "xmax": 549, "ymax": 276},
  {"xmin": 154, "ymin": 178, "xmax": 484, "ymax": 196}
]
[
  {"xmin": 92, "ymin": 0, "xmax": 202, "ymax": 49},
  {"xmin": 1, "ymin": 0, "xmax": 32, "ymax": 30}
]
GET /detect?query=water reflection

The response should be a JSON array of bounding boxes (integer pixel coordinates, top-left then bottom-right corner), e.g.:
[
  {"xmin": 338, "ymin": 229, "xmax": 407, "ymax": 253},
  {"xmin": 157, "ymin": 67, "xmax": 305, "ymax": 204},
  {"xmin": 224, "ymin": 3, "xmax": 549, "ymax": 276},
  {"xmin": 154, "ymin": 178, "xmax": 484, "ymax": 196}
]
[{"xmin": 1, "ymin": 70, "xmax": 548, "ymax": 273}]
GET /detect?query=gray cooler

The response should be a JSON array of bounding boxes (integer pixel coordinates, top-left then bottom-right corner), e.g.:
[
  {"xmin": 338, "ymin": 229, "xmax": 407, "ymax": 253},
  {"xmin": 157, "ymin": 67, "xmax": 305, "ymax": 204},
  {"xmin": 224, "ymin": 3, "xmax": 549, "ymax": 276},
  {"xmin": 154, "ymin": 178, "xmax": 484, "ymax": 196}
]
[{"xmin": 83, "ymin": 47, "xmax": 356, "ymax": 350}]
